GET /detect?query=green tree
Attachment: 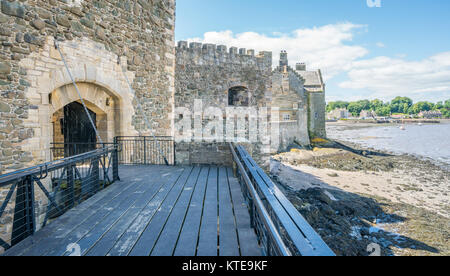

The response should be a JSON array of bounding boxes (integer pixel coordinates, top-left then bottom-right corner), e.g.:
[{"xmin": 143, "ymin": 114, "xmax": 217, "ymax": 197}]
[
  {"xmin": 357, "ymin": 100, "xmax": 371, "ymax": 111},
  {"xmin": 445, "ymin": 100, "xmax": 450, "ymax": 109},
  {"xmin": 370, "ymin": 99, "xmax": 384, "ymax": 110},
  {"xmin": 375, "ymin": 106, "xmax": 391, "ymax": 116},
  {"xmin": 434, "ymin": 101, "xmax": 444, "ymax": 110},
  {"xmin": 326, "ymin": 101, "xmax": 349, "ymax": 112},
  {"xmin": 348, "ymin": 102, "xmax": 363, "ymax": 117},
  {"xmin": 411, "ymin": 101, "xmax": 434, "ymax": 114},
  {"xmin": 390, "ymin": 96, "xmax": 413, "ymax": 114}
]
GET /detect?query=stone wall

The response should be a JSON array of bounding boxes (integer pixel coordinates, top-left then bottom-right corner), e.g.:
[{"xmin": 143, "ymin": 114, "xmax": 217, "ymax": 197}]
[
  {"xmin": 175, "ymin": 41, "xmax": 273, "ymax": 166},
  {"xmin": 308, "ymin": 91, "xmax": 327, "ymax": 138},
  {"xmin": 175, "ymin": 41, "xmax": 272, "ymax": 108},
  {"xmin": 271, "ymin": 66, "xmax": 311, "ymax": 146},
  {"xmin": 0, "ymin": 0, "xmax": 176, "ymax": 173}
]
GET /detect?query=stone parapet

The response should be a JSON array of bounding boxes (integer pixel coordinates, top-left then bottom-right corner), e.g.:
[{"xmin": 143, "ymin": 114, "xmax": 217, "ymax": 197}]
[{"xmin": 176, "ymin": 41, "xmax": 272, "ymax": 70}]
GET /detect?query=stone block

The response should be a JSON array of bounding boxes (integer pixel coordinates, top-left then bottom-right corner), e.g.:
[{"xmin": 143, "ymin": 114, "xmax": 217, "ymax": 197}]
[{"xmin": 1, "ymin": 0, "xmax": 25, "ymax": 18}]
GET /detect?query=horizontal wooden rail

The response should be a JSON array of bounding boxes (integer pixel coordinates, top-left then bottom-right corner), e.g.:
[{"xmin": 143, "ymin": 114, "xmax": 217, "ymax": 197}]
[
  {"xmin": 230, "ymin": 143, "xmax": 335, "ymax": 256},
  {"xmin": 229, "ymin": 144, "xmax": 291, "ymax": 256}
]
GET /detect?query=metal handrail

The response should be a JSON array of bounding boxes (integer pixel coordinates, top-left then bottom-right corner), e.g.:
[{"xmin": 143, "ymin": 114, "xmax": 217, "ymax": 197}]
[
  {"xmin": 229, "ymin": 144, "xmax": 291, "ymax": 256},
  {"xmin": 115, "ymin": 136, "xmax": 176, "ymax": 166},
  {"xmin": 0, "ymin": 145, "xmax": 120, "ymax": 251},
  {"xmin": 229, "ymin": 143, "xmax": 335, "ymax": 256},
  {"xmin": 0, "ymin": 146, "xmax": 116, "ymax": 187}
]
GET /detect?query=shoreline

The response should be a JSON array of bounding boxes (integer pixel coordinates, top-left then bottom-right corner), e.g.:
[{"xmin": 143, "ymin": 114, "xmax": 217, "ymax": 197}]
[
  {"xmin": 326, "ymin": 121, "xmax": 450, "ymax": 171},
  {"xmin": 270, "ymin": 137, "xmax": 449, "ymax": 256}
]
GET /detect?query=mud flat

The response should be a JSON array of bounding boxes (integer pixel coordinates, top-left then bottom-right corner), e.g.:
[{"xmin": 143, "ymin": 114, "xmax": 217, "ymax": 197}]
[{"xmin": 270, "ymin": 140, "xmax": 449, "ymax": 256}]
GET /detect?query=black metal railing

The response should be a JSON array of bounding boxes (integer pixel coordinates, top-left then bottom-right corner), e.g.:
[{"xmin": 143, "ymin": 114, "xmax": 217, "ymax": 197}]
[
  {"xmin": 50, "ymin": 142, "xmax": 116, "ymax": 161},
  {"xmin": 229, "ymin": 144, "xmax": 335, "ymax": 256},
  {"xmin": 0, "ymin": 146, "xmax": 119, "ymax": 253},
  {"xmin": 115, "ymin": 136, "xmax": 175, "ymax": 166}
]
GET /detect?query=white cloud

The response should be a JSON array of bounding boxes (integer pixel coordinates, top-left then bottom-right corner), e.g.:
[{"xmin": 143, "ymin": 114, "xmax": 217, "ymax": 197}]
[
  {"xmin": 339, "ymin": 52, "xmax": 450, "ymax": 100},
  {"xmin": 185, "ymin": 23, "xmax": 368, "ymax": 80},
  {"xmin": 185, "ymin": 23, "xmax": 450, "ymax": 102}
]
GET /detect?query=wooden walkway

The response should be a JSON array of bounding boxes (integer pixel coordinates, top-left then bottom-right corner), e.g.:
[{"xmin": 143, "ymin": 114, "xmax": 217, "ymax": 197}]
[{"xmin": 3, "ymin": 166, "xmax": 262, "ymax": 256}]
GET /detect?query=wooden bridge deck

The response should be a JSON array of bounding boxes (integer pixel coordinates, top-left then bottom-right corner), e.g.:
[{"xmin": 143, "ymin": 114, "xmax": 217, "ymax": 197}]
[{"xmin": 3, "ymin": 165, "xmax": 262, "ymax": 256}]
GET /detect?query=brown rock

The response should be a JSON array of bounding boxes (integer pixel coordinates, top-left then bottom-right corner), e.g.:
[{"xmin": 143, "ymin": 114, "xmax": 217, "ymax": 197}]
[
  {"xmin": 31, "ymin": 19, "xmax": 46, "ymax": 30},
  {"xmin": 95, "ymin": 28, "xmax": 106, "ymax": 41},
  {"xmin": 11, "ymin": 46, "xmax": 30, "ymax": 54},
  {"xmin": 2, "ymin": 149, "xmax": 13, "ymax": 157},
  {"xmin": 56, "ymin": 15, "xmax": 70, "ymax": 28},
  {"xmin": 133, "ymin": 55, "xmax": 142, "ymax": 65},
  {"xmin": 0, "ymin": 26, "xmax": 12, "ymax": 36},
  {"xmin": 0, "ymin": 62, "xmax": 11, "ymax": 74}
]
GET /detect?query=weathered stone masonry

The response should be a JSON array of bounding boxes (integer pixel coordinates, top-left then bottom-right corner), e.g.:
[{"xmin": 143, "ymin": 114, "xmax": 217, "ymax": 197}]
[
  {"xmin": 174, "ymin": 43, "xmax": 327, "ymax": 166},
  {"xmin": 0, "ymin": 0, "xmax": 176, "ymax": 173},
  {"xmin": 175, "ymin": 41, "xmax": 273, "ymax": 166}
]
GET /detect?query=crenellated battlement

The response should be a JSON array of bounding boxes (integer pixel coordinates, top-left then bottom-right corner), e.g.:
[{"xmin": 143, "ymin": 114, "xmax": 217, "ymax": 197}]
[
  {"xmin": 176, "ymin": 41, "xmax": 272, "ymax": 69},
  {"xmin": 274, "ymin": 65, "xmax": 306, "ymax": 84}
]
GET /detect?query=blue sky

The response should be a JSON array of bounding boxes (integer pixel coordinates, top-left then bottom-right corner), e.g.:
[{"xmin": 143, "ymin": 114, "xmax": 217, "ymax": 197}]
[{"xmin": 175, "ymin": 0, "xmax": 450, "ymax": 103}]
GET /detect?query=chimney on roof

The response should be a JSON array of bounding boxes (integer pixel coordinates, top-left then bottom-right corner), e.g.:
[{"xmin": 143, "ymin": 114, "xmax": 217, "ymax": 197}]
[
  {"xmin": 296, "ymin": 62, "xmax": 306, "ymax": 71},
  {"xmin": 279, "ymin": 50, "xmax": 288, "ymax": 67}
]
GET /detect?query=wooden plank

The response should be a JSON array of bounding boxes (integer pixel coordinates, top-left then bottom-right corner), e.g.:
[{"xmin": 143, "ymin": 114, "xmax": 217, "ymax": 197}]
[
  {"xmin": 3, "ymin": 166, "xmax": 170, "ymax": 256},
  {"xmin": 196, "ymin": 167, "xmax": 219, "ymax": 256},
  {"xmin": 82, "ymin": 167, "xmax": 185, "ymax": 256},
  {"xmin": 41, "ymin": 167, "xmax": 178, "ymax": 256},
  {"xmin": 128, "ymin": 167, "xmax": 194, "ymax": 256},
  {"xmin": 218, "ymin": 167, "xmax": 240, "ymax": 256},
  {"xmin": 15, "ymin": 170, "xmax": 153, "ymax": 256},
  {"xmin": 39, "ymin": 175, "xmax": 154, "ymax": 256},
  {"xmin": 106, "ymin": 167, "xmax": 187, "ymax": 256},
  {"xmin": 44, "ymin": 167, "xmax": 182, "ymax": 256},
  {"xmin": 227, "ymin": 168, "xmax": 262, "ymax": 256},
  {"xmin": 173, "ymin": 167, "xmax": 210, "ymax": 256},
  {"xmin": 2, "ymin": 171, "xmax": 132, "ymax": 256},
  {"xmin": 150, "ymin": 166, "xmax": 202, "ymax": 256}
]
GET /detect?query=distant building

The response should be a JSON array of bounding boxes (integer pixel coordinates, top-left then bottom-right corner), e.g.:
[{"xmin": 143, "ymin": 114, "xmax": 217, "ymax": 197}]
[
  {"xmin": 360, "ymin": 110, "xmax": 377, "ymax": 119},
  {"xmin": 418, "ymin": 110, "xmax": 442, "ymax": 119},
  {"xmin": 390, "ymin": 114, "xmax": 406, "ymax": 119},
  {"xmin": 328, "ymin": 108, "xmax": 350, "ymax": 120}
]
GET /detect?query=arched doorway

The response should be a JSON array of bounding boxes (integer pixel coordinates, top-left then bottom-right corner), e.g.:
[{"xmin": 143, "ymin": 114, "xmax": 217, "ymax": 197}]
[
  {"xmin": 228, "ymin": 86, "xmax": 250, "ymax": 107},
  {"xmin": 49, "ymin": 82, "xmax": 122, "ymax": 158},
  {"xmin": 52, "ymin": 102, "xmax": 100, "ymax": 157}
]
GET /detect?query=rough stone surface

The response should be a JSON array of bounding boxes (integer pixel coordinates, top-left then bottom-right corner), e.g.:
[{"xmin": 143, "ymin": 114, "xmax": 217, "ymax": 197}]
[
  {"xmin": 175, "ymin": 42, "xmax": 273, "ymax": 165},
  {"xmin": 0, "ymin": 0, "xmax": 176, "ymax": 173},
  {"xmin": 175, "ymin": 44, "xmax": 327, "ymax": 166}
]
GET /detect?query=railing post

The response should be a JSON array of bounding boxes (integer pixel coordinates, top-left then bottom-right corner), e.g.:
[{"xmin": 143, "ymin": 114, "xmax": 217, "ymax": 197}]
[
  {"xmin": 113, "ymin": 142, "xmax": 120, "ymax": 182},
  {"xmin": 173, "ymin": 141, "xmax": 176, "ymax": 166},
  {"xmin": 67, "ymin": 164, "xmax": 75, "ymax": 209},
  {"xmin": 143, "ymin": 136, "xmax": 147, "ymax": 165},
  {"xmin": 91, "ymin": 156, "xmax": 100, "ymax": 196},
  {"xmin": 102, "ymin": 144, "xmax": 107, "ymax": 186},
  {"xmin": 11, "ymin": 176, "xmax": 35, "ymax": 246}
]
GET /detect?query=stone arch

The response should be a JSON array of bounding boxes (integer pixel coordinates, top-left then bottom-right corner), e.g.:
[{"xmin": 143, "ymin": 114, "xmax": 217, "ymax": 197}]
[
  {"xmin": 19, "ymin": 37, "xmax": 139, "ymax": 163},
  {"xmin": 228, "ymin": 86, "xmax": 250, "ymax": 107},
  {"xmin": 49, "ymin": 82, "xmax": 120, "ymax": 144}
]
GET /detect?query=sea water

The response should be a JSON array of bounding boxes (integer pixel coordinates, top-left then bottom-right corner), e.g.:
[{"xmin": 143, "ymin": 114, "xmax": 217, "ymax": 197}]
[{"xmin": 327, "ymin": 122, "xmax": 450, "ymax": 169}]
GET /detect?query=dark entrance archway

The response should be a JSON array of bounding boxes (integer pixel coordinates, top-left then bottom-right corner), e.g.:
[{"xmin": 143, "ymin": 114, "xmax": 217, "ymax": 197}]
[
  {"xmin": 228, "ymin": 86, "xmax": 250, "ymax": 107},
  {"xmin": 62, "ymin": 102, "xmax": 97, "ymax": 156}
]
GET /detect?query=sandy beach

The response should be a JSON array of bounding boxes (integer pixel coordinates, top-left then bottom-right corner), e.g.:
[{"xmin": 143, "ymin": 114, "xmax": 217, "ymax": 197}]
[
  {"xmin": 272, "ymin": 150, "xmax": 449, "ymax": 218},
  {"xmin": 270, "ymin": 128, "xmax": 449, "ymax": 256}
]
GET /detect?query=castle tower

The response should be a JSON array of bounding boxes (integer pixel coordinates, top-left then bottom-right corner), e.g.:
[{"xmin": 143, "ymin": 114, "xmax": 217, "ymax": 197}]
[{"xmin": 279, "ymin": 50, "xmax": 288, "ymax": 67}]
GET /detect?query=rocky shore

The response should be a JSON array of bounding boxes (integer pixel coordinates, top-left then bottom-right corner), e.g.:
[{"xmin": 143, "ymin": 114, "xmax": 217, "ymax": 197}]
[{"xmin": 270, "ymin": 139, "xmax": 449, "ymax": 256}]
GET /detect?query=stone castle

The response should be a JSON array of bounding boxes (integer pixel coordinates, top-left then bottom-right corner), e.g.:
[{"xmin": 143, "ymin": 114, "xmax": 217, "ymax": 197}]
[
  {"xmin": 0, "ymin": 0, "xmax": 325, "ymax": 173},
  {"xmin": 175, "ymin": 42, "xmax": 326, "ymax": 166}
]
